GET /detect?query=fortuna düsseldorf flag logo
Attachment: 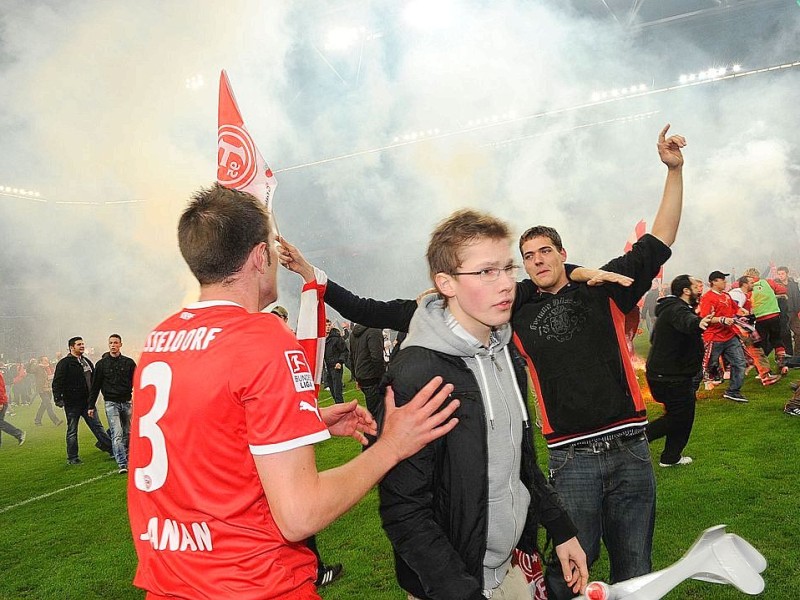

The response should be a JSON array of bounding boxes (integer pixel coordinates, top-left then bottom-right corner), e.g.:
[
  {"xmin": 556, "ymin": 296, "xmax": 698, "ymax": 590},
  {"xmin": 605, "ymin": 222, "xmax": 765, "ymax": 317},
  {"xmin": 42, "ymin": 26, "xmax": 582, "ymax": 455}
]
[{"xmin": 217, "ymin": 70, "xmax": 278, "ymax": 210}]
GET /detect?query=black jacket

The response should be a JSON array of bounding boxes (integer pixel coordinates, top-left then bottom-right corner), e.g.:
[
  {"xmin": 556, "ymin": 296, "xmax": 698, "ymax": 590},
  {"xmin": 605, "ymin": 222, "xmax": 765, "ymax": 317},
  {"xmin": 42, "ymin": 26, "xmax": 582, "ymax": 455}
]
[
  {"xmin": 88, "ymin": 353, "xmax": 137, "ymax": 409},
  {"xmin": 645, "ymin": 296, "xmax": 704, "ymax": 380},
  {"xmin": 381, "ymin": 346, "xmax": 576, "ymax": 600},
  {"xmin": 512, "ymin": 234, "xmax": 671, "ymax": 447},
  {"xmin": 52, "ymin": 354, "xmax": 94, "ymax": 408},
  {"xmin": 323, "ymin": 329, "xmax": 349, "ymax": 369},
  {"xmin": 786, "ymin": 277, "xmax": 800, "ymax": 314},
  {"xmin": 349, "ymin": 325, "xmax": 386, "ymax": 383}
]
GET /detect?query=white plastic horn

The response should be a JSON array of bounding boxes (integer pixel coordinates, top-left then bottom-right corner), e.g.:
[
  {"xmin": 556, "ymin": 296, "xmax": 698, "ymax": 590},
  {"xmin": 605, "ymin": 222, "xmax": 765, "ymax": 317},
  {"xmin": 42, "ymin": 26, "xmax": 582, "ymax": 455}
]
[{"xmin": 578, "ymin": 525, "xmax": 766, "ymax": 600}]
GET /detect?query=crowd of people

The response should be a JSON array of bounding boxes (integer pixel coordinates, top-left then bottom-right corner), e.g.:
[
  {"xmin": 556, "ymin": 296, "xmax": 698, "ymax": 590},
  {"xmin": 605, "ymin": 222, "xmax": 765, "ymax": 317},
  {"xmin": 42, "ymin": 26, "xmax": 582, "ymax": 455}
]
[
  {"xmin": 4, "ymin": 124, "xmax": 797, "ymax": 600},
  {"xmin": 0, "ymin": 335, "xmax": 136, "ymax": 473}
]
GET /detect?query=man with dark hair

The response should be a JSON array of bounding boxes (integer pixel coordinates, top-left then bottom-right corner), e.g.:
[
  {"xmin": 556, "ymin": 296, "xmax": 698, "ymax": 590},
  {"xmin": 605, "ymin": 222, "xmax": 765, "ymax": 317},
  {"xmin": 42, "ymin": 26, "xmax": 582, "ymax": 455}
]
[
  {"xmin": 52, "ymin": 336, "xmax": 113, "ymax": 464},
  {"xmin": 349, "ymin": 323, "xmax": 387, "ymax": 446},
  {"xmin": 127, "ymin": 182, "xmax": 458, "ymax": 600},
  {"xmin": 776, "ymin": 266, "xmax": 800, "ymax": 355},
  {"xmin": 324, "ymin": 319, "xmax": 348, "ymax": 404},
  {"xmin": 698, "ymin": 272, "xmax": 748, "ymax": 401},
  {"xmin": 511, "ymin": 125, "xmax": 685, "ymax": 597},
  {"xmin": 645, "ymin": 275, "xmax": 711, "ymax": 467},
  {"xmin": 88, "ymin": 334, "xmax": 136, "ymax": 474}
]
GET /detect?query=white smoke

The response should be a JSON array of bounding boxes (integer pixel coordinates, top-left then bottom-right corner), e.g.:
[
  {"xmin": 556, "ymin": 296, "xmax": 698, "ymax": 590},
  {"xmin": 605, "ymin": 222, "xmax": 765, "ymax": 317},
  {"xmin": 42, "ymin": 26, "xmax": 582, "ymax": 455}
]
[{"xmin": 0, "ymin": 0, "xmax": 797, "ymax": 353}]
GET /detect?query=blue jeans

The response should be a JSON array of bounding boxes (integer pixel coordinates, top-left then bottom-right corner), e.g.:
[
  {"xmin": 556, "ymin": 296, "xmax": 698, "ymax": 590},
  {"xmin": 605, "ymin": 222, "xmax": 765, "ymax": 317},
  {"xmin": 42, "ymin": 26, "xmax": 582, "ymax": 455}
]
[
  {"xmin": 65, "ymin": 405, "xmax": 113, "ymax": 461},
  {"xmin": 707, "ymin": 337, "xmax": 746, "ymax": 392},
  {"xmin": 0, "ymin": 403, "xmax": 24, "ymax": 446},
  {"xmin": 545, "ymin": 436, "xmax": 656, "ymax": 599},
  {"xmin": 105, "ymin": 401, "xmax": 132, "ymax": 468}
]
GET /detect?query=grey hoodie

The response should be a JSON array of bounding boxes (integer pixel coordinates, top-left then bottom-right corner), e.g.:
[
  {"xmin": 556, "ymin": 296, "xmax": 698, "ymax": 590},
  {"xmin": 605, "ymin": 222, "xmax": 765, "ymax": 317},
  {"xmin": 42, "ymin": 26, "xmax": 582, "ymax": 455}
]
[{"xmin": 403, "ymin": 294, "xmax": 532, "ymax": 591}]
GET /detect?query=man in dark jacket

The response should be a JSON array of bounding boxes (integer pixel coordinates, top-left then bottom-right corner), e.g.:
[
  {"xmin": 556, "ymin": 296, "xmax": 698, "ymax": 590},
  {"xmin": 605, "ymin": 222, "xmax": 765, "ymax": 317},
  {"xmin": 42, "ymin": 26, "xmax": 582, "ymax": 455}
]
[
  {"xmin": 383, "ymin": 209, "xmax": 586, "ymax": 599},
  {"xmin": 777, "ymin": 266, "xmax": 800, "ymax": 355},
  {"xmin": 645, "ymin": 275, "xmax": 712, "ymax": 467},
  {"xmin": 87, "ymin": 334, "xmax": 137, "ymax": 474},
  {"xmin": 52, "ymin": 336, "xmax": 113, "ymax": 464},
  {"xmin": 324, "ymin": 320, "xmax": 348, "ymax": 404},
  {"xmin": 348, "ymin": 324, "xmax": 386, "ymax": 444}
]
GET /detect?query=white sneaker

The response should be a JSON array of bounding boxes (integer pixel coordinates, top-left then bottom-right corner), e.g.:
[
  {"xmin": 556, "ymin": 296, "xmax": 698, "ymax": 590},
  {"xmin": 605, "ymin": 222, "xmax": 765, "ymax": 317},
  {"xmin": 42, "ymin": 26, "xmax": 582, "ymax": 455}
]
[{"xmin": 659, "ymin": 456, "xmax": 693, "ymax": 467}]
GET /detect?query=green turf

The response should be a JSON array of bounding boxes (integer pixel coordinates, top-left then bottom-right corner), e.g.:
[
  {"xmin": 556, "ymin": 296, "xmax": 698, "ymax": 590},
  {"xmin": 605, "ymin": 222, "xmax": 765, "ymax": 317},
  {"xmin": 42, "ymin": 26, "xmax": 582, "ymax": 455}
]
[{"xmin": 1, "ymin": 357, "xmax": 798, "ymax": 599}]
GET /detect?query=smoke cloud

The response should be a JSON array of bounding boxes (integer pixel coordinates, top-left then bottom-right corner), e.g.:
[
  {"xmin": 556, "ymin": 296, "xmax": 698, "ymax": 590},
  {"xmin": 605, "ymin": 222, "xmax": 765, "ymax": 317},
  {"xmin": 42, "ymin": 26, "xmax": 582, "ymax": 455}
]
[{"xmin": 0, "ymin": 0, "xmax": 797, "ymax": 356}]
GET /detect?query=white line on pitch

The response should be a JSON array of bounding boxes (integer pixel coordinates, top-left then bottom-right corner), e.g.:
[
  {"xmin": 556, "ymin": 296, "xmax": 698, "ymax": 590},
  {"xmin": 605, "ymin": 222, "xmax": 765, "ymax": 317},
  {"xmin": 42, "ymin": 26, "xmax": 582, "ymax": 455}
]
[{"xmin": 0, "ymin": 470, "xmax": 117, "ymax": 514}]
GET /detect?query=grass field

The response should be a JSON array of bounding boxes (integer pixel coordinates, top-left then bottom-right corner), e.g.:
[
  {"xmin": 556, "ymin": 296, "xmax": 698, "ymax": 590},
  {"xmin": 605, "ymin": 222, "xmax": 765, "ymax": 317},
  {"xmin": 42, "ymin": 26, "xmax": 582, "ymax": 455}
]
[{"xmin": 1, "ymin": 346, "xmax": 798, "ymax": 600}]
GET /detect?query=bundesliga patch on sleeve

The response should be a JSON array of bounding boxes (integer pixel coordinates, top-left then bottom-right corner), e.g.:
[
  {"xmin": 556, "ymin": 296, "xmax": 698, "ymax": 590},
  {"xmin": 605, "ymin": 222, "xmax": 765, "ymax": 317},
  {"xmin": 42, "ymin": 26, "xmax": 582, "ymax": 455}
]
[{"xmin": 284, "ymin": 351, "xmax": 315, "ymax": 392}]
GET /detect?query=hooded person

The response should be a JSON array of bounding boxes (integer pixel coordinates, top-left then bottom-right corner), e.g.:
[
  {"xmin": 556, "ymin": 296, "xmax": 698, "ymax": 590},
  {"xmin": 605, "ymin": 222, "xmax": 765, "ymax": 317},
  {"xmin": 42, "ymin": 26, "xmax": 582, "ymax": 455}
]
[
  {"xmin": 378, "ymin": 209, "xmax": 587, "ymax": 600},
  {"xmin": 645, "ymin": 275, "xmax": 713, "ymax": 466}
]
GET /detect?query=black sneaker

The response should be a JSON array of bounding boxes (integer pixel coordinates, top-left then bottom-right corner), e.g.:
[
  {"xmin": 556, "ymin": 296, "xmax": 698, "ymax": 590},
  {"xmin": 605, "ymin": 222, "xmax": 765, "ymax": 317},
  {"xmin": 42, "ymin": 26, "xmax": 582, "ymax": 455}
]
[
  {"xmin": 723, "ymin": 390, "xmax": 748, "ymax": 403},
  {"xmin": 67, "ymin": 458, "xmax": 83, "ymax": 465},
  {"xmin": 785, "ymin": 406, "xmax": 800, "ymax": 417},
  {"xmin": 316, "ymin": 563, "xmax": 343, "ymax": 588},
  {"xmin": 17, "ymin": 431, "xmax": 26, "ymax": 445},
  {"xmin": 118, "ymin": 466, "xmax": 129, "ymax": 474}
]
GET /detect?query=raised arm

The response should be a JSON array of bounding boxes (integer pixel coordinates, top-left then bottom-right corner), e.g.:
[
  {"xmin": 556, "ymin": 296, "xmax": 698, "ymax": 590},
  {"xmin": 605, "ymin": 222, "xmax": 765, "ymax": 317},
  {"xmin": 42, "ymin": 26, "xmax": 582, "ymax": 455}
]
[
  {"xmin": 650, "ymin": 124, "xmax": 686, "ymax": 247},
  {"xmin": 278, "ymin": 236, "xmax": 418, "ymax": 332}
]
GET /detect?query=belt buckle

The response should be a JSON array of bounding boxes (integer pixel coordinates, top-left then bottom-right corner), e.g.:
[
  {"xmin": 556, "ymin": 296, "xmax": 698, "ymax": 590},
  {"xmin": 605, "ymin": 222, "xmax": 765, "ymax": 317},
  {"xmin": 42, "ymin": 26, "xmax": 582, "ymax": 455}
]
[{"xmin": 591, "ymin": 440, "xmax": 610, "ymax": 454}]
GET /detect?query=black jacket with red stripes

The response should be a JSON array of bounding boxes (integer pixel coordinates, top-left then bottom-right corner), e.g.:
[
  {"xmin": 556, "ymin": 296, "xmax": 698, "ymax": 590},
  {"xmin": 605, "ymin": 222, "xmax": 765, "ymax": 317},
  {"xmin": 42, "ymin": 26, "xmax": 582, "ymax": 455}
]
[{"xmin": 512, "ymin": 234, "xmax": 671, "ymax": 448}]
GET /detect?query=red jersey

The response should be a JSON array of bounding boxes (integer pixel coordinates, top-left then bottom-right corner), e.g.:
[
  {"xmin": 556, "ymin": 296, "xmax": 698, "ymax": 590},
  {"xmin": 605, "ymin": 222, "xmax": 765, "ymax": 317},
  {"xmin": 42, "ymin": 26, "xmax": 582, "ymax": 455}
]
[
  {"xmin": 128, "ymin": 301, "xmax": 330, "ymax": 600},
  {"xmin": 698, "ymin": 290, "xmax": 739, "ymax": 343}
]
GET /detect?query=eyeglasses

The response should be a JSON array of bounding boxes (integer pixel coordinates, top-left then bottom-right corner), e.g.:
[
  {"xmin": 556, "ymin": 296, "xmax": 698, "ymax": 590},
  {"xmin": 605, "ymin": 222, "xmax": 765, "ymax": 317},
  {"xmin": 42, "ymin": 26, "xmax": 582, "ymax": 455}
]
[{"xmin": 451, "ymin": 265, "xmax": 520, "ymax": 283}]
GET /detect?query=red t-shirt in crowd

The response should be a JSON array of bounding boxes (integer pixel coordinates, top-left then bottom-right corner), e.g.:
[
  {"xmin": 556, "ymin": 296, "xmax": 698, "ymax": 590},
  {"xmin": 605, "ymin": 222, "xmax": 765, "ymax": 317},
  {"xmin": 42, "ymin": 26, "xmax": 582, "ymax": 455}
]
[
  {"xmin": 698, "ymin": 290, "xmax": 740, "ymax": 343},
  {"xmin": 128, "ymin": 301, "xmax": 330, "ymax": 600}
]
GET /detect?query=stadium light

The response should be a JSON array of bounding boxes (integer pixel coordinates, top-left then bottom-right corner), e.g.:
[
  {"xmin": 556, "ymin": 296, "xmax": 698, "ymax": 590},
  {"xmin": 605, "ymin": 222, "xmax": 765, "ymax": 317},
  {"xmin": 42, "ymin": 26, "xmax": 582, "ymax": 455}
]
[
  {"xmin": 185, "ymin": 74, "xmax": 204, "ymax": 91},
  {"xmin": 323, "ymin": 26, "xmax": 364, "ymax": 52},
  {"xmin": 0, "ymin": 183, "xmax": 46, "ymax": 201},
  {"xmin": 403, "ymin": 0, "xmax": 454, "ymax": 29}
]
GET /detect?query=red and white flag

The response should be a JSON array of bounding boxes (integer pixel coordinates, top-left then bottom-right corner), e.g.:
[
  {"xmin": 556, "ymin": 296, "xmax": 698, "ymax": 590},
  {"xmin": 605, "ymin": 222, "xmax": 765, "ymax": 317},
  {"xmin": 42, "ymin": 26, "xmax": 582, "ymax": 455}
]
[
  {"xmin": 216, "ymin": 70, "xmax": 327, "ymax": 396},
  {"xmin": 624, "ymin": 219, "xmax": 663, "ymax": 283},
  {"xmin": 296, "ymin": 268, "xmax": 329, "ymax": 395},
  {"xmin": 217, "ymin": 70, "xmax": 278, "ymax": 211},
  {"xmin": 623, "ymin": 219, "xmax": 647, "ymax": 253}
]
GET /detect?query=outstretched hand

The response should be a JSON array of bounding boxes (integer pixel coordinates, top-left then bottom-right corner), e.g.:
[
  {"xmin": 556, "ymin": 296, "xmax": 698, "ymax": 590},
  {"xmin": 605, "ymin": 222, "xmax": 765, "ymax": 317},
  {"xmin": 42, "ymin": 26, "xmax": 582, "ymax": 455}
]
[
  {"xmin": 657, "ymin": 124, "xmax": 687, "ymax": 169},
  {"xmin": 585, "ymin": 270, "xmax": 634, "ymax": 288},
  {"xmin": 322, "ymin": 400, "xmax": 377, "ymax": 446},
  {"xmin": 277, "ymin": 236, "xmax": 315, "ymax": 282}
]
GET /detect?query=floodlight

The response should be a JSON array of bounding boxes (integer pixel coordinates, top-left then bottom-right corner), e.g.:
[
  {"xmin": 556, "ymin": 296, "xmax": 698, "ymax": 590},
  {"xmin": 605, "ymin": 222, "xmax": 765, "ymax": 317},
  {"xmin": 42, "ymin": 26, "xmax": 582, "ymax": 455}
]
[
  {"xmin": 403, "ymin": 0, "xmax": 453, "ymax": 29},
  {"xmin": 733, "ymin": 64, "xmax": 742, "ymax": 72},
  {"xmin": 324, "ymin": 26, "xmax": 361, "ymax": 52}
]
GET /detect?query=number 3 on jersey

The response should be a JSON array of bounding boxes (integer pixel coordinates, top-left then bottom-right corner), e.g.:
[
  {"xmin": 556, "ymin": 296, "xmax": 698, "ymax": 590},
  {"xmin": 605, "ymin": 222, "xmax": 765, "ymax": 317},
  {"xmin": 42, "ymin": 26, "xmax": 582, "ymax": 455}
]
[{"xmin": 135, "ymin": 361, "xmax": 172, "ymax": 492}]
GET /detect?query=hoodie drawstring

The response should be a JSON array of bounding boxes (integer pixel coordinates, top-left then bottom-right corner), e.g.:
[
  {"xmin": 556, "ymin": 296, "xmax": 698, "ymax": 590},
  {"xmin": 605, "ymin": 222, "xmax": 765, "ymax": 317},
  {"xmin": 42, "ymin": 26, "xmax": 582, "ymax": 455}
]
[
  {"xmin": 502, "ymin": 347, "xmax": 530, "ymax": 429},
  {"xmin": 475, "ymin": 355, "xmax": 495, "ymax": 429}
]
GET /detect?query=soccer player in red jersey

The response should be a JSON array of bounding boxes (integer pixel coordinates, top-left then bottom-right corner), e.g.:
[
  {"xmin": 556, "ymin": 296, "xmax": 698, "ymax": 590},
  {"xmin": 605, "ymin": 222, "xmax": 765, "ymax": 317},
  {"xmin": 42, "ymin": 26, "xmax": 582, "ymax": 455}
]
[{"xmin": 127, "ymin": 183, "xmax": 459, "ymax": 600}]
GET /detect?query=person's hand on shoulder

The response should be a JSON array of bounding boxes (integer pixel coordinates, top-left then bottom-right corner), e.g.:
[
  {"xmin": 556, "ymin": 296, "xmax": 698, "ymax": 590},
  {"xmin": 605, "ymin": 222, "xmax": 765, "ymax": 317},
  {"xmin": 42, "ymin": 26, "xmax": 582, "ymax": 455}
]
[{"xmin": 377, "ymin": 377, "xmax": 459, "ymax": 462}]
